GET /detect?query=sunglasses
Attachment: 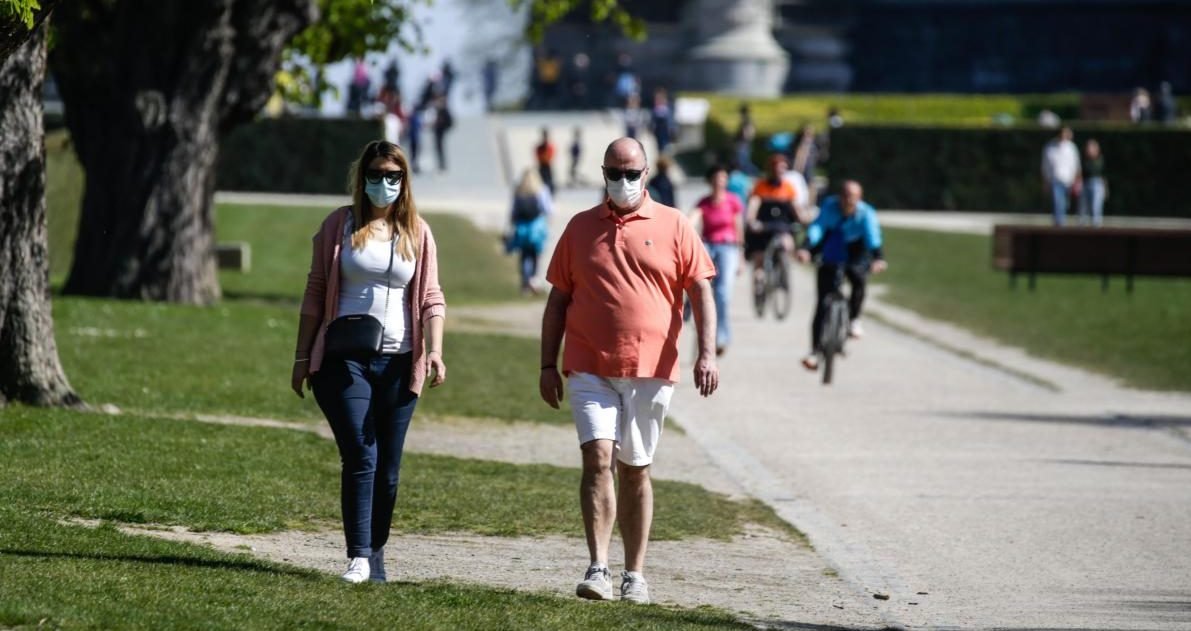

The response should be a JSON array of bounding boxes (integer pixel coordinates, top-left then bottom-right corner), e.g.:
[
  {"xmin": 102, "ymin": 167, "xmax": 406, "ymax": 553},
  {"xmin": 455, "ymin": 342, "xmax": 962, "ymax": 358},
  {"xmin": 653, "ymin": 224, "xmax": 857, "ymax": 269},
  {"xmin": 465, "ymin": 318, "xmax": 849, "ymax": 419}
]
[
  {"xmin": 365, "ymin": 169, "xmax": 404, "ymax": 185},
  {"xmin": 603, "ymin": 167, "xmax": 645, "ymax": 182}
]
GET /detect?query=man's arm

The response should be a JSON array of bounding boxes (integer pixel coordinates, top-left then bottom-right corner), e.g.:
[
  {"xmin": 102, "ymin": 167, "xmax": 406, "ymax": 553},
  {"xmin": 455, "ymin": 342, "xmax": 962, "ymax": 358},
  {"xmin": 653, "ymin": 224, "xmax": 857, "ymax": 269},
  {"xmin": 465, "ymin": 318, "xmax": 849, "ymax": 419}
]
[
  {"xmin": 685, "ymin": 278, "xmax": 719, "ymax": 397},
  {"xmin": 539, "ymin": 287, "xmax": 571, "ymax": 409}
]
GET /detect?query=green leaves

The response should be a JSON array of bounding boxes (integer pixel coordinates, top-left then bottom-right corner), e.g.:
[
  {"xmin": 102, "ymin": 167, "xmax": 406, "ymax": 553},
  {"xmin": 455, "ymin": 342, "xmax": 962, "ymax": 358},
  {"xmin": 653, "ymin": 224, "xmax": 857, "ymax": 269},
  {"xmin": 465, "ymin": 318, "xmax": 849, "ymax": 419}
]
[
  {"xmin": 519, "ymin": 0, "xmax": 645, "ymax": 43},
  {"xmin": 3, "ymin": 0, "xmax": 41, "ymax": 29}
]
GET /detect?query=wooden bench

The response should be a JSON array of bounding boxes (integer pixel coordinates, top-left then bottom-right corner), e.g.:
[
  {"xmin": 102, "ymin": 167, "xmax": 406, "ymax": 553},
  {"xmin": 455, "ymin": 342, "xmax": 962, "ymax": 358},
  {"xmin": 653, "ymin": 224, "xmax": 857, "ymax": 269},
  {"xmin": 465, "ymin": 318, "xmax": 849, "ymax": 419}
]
[
  {"xmin": 992, "ymin": 225, "xmax": 1191, "ymax": 292},
  {"xmin": 216, "ymin": 242, "xmax": 251, "ymax": 272}
]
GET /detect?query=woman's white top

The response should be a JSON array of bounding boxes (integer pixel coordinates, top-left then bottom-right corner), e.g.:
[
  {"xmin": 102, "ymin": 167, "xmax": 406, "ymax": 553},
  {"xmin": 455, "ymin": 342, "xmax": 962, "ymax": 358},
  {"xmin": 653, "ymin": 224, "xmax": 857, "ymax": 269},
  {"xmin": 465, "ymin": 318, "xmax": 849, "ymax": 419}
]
[{"xmin": 337, "ymin": 236, "xmax": 416, "ymax": 353}]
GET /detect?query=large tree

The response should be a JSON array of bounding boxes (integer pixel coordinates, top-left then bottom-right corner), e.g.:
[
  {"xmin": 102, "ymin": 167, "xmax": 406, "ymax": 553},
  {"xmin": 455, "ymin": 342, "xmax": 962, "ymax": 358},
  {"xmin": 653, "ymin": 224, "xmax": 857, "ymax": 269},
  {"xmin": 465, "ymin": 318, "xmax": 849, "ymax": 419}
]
[
  {"xmin": 51, "ymin": 0, "xmax": 317, "ymax": 305},
  {"xmin": 0, "ymin": 0, "xmax": 79, "ymax": 407},
  {"xmin": 51, "ymin": 0, "xmax": 638, "ymax": 306}
]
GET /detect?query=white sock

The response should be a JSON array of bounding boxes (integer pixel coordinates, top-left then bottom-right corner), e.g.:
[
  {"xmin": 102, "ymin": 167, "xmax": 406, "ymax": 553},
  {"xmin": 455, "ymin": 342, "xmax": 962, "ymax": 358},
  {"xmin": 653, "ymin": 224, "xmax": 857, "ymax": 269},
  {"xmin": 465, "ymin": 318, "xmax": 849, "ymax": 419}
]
[
  {"xmin": 624, "ymin": 570, "xmax": 644, "ymax": 581},
  {"xmin": 589, "ymin": 562, "xmax": 608, "ymax": 572}
]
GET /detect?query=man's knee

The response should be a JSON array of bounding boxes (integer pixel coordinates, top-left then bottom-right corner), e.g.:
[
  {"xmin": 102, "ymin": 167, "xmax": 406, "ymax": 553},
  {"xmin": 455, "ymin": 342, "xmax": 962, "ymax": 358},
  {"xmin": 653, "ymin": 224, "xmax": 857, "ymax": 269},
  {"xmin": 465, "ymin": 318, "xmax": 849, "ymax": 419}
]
[
  {"xmin": 616, "ymin": 461, "xmax": 651, "ymax": 485},
  {"xmin": 580, "ymin": 439, "xmax": 615, "ymax": 476}
]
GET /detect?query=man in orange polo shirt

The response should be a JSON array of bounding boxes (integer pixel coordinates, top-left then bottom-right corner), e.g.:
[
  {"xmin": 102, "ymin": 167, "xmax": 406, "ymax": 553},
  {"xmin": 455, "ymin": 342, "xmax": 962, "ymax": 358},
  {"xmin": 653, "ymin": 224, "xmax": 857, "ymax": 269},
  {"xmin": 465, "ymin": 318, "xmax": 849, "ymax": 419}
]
[{"xmin": 540, "ymin": 138, "xmax": 719, "ymax": 604}]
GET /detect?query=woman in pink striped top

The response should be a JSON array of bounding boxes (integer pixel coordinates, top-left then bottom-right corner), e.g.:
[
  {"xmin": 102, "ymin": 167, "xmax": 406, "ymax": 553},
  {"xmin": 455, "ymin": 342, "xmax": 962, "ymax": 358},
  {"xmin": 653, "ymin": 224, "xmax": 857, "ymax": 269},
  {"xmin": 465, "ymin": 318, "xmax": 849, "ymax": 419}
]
[{"xmin": 689, "ymin": 164, "xmax": 743, "ymax": 356}]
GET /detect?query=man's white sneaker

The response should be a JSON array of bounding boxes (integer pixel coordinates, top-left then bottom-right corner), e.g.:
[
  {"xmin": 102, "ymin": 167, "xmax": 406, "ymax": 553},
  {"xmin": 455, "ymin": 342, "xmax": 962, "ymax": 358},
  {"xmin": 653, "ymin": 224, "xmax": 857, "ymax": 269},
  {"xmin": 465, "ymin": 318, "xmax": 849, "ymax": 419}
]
[
  {"xmin": 620, "ymin": 571, "xmax": 650, "ymax": 604},
  {"xmin": 849, "ymin": 320, "xmax": 864, "ymax": 339},
  {"xmin": 341, "ymin": 557, "xmax": 370, "ymax": 584},
  {"xmin": 801, "ymin": 354, "xmax": 819, "ymax": 371},
  {"xmin": 576, "ymin": 565, "xmax": 613, "ymax": 600}
]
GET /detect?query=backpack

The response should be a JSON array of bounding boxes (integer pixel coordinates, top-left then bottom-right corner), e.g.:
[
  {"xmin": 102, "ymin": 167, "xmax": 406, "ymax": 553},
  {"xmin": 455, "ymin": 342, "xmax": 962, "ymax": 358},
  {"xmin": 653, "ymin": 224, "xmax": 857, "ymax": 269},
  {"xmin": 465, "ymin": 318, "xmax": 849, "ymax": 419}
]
[{"xmin": 512, "ymin": 194, "xmax": 543, "ymax": 223}]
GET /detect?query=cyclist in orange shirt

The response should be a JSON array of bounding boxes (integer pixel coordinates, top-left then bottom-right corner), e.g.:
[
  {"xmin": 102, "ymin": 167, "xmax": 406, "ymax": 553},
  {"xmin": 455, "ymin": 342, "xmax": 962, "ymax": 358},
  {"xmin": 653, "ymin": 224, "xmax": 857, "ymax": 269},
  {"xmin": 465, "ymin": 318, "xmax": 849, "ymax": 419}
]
[{"xmin": 745, "ymin": 154, "xmax": 806, "ymax": 286}]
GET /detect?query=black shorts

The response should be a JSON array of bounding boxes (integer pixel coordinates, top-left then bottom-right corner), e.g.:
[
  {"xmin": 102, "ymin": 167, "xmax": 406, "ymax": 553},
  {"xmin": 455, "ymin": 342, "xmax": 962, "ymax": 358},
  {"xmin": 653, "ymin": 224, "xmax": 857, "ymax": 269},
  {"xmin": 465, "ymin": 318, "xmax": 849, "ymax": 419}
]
[{"xmin": 745, "ymin": 223, "xmax": 795, "ymax": 259}]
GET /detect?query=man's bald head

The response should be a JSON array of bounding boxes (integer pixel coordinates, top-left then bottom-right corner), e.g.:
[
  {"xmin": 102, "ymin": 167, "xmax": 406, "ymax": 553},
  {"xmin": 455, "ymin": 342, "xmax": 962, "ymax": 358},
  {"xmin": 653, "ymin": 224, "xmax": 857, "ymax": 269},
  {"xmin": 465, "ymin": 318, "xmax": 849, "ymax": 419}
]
[
  {"xmin": 603, "ymin": 137, "xmax": 648, "ymax": 168},
  {"xmin": 841, "ymin": 180, "xmax": 863, "ymax": 215}
]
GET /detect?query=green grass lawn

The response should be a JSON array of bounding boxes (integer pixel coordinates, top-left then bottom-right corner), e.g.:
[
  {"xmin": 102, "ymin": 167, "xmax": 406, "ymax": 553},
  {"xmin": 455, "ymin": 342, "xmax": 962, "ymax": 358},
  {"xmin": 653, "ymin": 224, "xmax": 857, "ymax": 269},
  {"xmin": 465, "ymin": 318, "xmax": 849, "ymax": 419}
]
[
  {"xmin": 0, "ymin": 507, "xmax": 750, "ymax": 630},
  {"xmin": 0, "ymin": 408, "xmax": 788, "ymax": 540},
  {"xmin": 879, "ymin": 227, "xmax": 1191, "ymax": 391}
]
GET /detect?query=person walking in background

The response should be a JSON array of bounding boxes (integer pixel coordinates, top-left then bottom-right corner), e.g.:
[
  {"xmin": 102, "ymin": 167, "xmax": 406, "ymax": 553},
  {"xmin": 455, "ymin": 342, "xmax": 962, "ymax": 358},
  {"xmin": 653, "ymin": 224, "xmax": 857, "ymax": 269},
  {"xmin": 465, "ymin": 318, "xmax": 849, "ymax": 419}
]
[
  {"xmin": 1079, "ymin": 139, "xmax": 1107, "ymax": 227},
  {"xmin": 535, "ymin": 48, "xmax": 563, "ymax": 110},
  {"xmin": 1157, "ymin": 81, "xmax": 1179, "ymax": 124},
  {"xmin": 535, "ymin": 128, "xmax": 556, "ymax": 195},
  {"xmin": 540, "ymin": 138, "xmax": 719, "ymax": 605},
  {"xmin": 734, "ymin": 103, "xmax": 758, "ymax": 175},
  {"xmin": 406, "ymin": 107, "xmax": 423, "ymax": 174},
  {"xmin": 292, "ymin": 140, "xmax": 447, "ymax": 584},
  {"xmin": 506, "ymin": 168, "xmax": 553, "ymax": 295},
  {"xmin": 569, "ymin": 127, "xmax": 583, "ymax": 187},
  {"xmin": 1041, "ymin": 126, "xmax": 1081, "ymax": 226},
  {"xmin": 726, "ymin": 159, "xmax": 752, "ymax": 207},
  {"xmin": 648, "ymin": 155, "xmax": 676, "ymax": 208},
  {"xmin": 795, "ymin": 180, "xmax": 886, "ymax": 370},
  {"xmin": 622, "ymin": 92, "xmax": 646, "ymax": 140},
  {"xmin": 650, "ymin": 88, "xmax": 677, "ymax": 155},
  {"xmin": 347, "ymin": 58, "xmax": 372, "ymax": 117},
  {"xmin": 482, "ymin": 58, "xmax": 498, "ymax": 111},
  {"xmin": 791, "ymin": 125, "xmax": 820, "ymax": 205},
  {"xmin": 568, "ymin": 52, "xmax": 592, "ymax": 110},
  {"xmin": 1130, "ymin": 87, "xmax": 1153, "ymax": 123},
  {"xmin": 431, "ymin": 96, "xmax": 453, "ymax": 173},
  {"xmin": 689, "ymin": 164, "xmax": 743, "ymax": 356}
]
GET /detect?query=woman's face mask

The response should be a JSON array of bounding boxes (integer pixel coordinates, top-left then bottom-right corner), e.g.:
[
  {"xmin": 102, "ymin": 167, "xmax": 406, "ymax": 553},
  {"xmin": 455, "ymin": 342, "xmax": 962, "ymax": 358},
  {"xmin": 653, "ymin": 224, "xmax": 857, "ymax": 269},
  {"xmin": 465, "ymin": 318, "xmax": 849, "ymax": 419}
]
[{"xmin": 365, "ymin": 179, "xmax": 401, "ymax": 208}]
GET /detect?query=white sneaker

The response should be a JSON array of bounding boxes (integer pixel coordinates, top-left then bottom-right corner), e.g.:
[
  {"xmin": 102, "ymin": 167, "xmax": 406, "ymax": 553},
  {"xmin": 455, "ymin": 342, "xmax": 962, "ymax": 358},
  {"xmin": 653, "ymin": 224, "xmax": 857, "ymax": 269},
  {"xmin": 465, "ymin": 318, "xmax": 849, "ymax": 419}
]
[
  {"xmin": 620, "ymin": 571, "xmax": 650, "ymax": 604},
  {"xmin": 801, "ymin": 354, "xmax": 819, "ymax": 371},
  {"xmin": 341, "ymin": 557, "xmax": 370, "ymax": 584},
  {"xmin": 576, "ymin": 565, "xmax": 613, "ymax": 600},
  {"xmin": 849, "ymin": 320, "xmax": 864, "ymax": 339}
]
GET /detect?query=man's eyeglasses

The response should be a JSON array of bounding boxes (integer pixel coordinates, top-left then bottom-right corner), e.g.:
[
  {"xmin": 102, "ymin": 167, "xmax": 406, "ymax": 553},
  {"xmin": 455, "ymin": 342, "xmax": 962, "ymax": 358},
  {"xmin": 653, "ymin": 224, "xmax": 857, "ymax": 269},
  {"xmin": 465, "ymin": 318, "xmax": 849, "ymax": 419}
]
[
  {"xmin": 365, "ymin": 169, "xmax": 404, "ymax": 185},
  {"xmin": 603, "ymin": 167, "xmax": 645, "ymax": 182}
]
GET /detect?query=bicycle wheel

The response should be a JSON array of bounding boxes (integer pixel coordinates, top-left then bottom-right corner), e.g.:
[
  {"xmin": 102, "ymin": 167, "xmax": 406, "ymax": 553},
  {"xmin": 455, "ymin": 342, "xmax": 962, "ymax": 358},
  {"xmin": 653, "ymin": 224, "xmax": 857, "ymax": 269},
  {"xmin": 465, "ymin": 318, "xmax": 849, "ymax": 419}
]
[
  {"xmin": 770, "ymin": 251, "xmax": 792, "ymax": 321},
  {"xmin": 752, "ymin": 272, "xmax": 766, "ymax": 317}
]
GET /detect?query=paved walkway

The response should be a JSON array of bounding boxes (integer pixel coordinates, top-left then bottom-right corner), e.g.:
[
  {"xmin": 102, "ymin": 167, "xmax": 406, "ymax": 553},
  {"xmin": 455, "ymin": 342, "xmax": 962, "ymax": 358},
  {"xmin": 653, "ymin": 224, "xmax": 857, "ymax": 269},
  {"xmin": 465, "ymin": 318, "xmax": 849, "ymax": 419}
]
[{"xmin": 668, "ymin": 265, "xmax": 1191, "ymax": 630}]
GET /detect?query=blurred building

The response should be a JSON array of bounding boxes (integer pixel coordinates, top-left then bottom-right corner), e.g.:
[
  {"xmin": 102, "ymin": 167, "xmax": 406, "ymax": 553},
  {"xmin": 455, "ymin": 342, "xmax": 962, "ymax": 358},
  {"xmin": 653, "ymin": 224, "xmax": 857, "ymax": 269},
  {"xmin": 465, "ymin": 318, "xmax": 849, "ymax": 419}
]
[{"xmin": 542, "ymin": 0, "xmax": 1191, "ymax": 94}]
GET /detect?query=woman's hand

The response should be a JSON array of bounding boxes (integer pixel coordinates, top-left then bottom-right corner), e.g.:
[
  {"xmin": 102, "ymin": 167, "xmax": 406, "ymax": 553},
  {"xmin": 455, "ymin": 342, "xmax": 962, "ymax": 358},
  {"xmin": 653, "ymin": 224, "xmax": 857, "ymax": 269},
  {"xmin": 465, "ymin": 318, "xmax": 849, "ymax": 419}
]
[
  {"xmin": 427, "ymin": 351, "xmax": 447, "ymax": 387},
  {"xmin": 291, "ymin": 360, "xmax": 310, "ymax": 398}
]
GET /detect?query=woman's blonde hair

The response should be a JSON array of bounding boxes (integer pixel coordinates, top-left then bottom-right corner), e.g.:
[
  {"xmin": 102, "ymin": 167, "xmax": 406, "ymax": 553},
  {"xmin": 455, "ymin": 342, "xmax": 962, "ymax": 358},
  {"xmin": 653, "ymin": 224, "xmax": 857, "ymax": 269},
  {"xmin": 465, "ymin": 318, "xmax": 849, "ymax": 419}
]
[
  {"xmin": 347, "ymin": 140, "xmax": 420, "ymax": 260},
  {"xmin": 515, "ymin": 167, "xmax": 544, "ymax": 198}
]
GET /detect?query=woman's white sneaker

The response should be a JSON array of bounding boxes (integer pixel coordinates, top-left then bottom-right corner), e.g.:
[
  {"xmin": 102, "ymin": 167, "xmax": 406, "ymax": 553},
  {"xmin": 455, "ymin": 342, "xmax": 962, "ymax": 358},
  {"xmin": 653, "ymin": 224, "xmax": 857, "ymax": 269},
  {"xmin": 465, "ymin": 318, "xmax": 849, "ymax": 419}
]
[{"xmin": 341, "ymin": 557, "xmax": 370, "ymax": 584}]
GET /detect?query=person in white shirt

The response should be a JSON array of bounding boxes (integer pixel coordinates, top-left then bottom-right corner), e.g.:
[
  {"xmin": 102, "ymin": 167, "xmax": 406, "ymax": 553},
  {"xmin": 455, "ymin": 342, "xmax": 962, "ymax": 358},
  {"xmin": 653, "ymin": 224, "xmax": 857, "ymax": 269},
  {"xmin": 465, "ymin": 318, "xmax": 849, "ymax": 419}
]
[{"xmin": 1041, "ymin": 126, "xmax": 1081, "ymax": 226}]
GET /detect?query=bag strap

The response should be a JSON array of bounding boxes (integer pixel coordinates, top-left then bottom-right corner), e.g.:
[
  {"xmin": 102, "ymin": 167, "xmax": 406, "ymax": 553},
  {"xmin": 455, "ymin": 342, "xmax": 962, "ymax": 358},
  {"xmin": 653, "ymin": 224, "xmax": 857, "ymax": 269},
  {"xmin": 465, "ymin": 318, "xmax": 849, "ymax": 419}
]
[{"xmin": 380, "ymin": 233, "xmax": 394, "ymax": 347}]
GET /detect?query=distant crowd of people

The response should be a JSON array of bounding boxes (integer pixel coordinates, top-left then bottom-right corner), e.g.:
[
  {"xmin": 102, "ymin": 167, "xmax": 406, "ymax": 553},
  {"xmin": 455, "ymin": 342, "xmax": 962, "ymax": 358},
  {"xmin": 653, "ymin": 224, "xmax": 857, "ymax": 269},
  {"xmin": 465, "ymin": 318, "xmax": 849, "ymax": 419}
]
[{"xmin": 347, "ymin": 57, "xmax": 457, "ymax": 175}]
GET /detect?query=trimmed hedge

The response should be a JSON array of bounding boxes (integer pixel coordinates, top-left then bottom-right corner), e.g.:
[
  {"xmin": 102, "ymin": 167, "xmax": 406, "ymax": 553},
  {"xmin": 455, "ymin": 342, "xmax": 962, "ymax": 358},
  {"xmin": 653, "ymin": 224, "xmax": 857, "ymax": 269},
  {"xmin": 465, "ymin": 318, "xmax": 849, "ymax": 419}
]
[
  {"xmin": 216, "ymin": 117, "xmax": 383, "ymax": 194},
  {"xmin": 825, "ymin": 125, "xmax": 1191, "ymax": 217}
]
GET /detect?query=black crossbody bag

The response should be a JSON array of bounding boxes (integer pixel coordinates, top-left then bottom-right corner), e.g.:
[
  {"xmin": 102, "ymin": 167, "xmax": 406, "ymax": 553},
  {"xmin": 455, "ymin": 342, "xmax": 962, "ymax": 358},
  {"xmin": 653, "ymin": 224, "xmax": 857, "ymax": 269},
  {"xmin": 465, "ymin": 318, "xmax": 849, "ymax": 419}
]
[{"xmin": 324, "ymin": 228, "xmax": 395, "ymax": 358}]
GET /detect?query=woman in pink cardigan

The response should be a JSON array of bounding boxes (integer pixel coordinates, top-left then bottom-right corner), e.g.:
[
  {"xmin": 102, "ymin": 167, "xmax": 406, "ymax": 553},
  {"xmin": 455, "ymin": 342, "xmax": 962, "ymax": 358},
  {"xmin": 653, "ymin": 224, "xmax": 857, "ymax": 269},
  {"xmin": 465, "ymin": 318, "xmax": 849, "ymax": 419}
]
[{"xmin": 291, "ymin": 140, "xmax": 446, "ymax": 584}]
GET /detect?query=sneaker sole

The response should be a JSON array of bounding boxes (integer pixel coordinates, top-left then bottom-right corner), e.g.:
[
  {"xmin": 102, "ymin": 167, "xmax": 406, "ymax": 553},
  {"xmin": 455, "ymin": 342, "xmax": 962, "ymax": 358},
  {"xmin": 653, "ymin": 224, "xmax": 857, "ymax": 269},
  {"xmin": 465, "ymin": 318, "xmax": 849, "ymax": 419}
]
[{"xmin": 576, "ymin": 584, "xmax": 614, "ymax": 601}]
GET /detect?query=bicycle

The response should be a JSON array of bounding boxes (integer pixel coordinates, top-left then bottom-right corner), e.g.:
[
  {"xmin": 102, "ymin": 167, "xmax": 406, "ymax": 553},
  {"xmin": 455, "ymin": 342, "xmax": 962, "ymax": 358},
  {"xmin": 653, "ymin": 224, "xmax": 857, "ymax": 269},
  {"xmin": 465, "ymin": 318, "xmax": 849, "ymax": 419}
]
[
  {"xmin": 751, "ymin": 223, "xmax": 796, "ymax": 320},
  {"xmin": 815, "ymin": 288, "xmax": 850, "ymax": 385}
]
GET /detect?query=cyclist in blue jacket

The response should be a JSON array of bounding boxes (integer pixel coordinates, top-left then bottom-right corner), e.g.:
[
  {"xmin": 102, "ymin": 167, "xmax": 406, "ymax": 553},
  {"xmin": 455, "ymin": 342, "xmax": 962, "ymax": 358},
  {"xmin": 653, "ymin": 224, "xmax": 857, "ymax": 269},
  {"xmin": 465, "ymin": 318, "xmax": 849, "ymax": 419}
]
[{"xmin": 795, "ymin": 180, "xmax": 887, "ymax": 370}]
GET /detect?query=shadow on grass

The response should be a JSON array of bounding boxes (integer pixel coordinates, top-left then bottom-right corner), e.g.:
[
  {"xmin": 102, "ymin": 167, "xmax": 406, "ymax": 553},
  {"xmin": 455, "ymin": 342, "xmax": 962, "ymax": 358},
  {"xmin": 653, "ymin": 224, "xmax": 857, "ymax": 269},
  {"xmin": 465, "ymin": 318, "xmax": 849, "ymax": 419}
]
[
  {"xmin": 947, "ymin": 410, "xmax": 1191, "ymax": 429},
  {"xmin": 0, "ymin": 548, "xmax": 313, "ymax": 578},
  {"xmin": 221, "ymin": 290, "xmax": 302, "ymax": 308}
]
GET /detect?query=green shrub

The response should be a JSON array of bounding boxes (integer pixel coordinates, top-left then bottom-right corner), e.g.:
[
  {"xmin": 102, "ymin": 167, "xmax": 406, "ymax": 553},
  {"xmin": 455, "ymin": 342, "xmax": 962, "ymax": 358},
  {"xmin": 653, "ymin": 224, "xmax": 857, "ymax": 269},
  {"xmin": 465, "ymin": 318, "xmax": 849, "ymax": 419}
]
[
  {"xmin": 216, "ymin": 117, "xmax": 383, "ymax": 194},
  {"xmin": 825, "ymin": 125, "xmax": 1191, "ymax": 216}
]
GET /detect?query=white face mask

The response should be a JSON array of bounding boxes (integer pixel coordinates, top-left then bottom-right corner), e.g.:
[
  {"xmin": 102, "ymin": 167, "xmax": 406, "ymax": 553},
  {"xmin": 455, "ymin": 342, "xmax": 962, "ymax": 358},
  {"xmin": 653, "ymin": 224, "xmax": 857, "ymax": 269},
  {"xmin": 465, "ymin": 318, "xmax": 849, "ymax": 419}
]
[
  {"xmin": 606, "ymin": 176, "xmax": 643, "ymax": 208},
  {"xmin": 365, "ymin": 179, "xmax": 401, "ymax": 208}
]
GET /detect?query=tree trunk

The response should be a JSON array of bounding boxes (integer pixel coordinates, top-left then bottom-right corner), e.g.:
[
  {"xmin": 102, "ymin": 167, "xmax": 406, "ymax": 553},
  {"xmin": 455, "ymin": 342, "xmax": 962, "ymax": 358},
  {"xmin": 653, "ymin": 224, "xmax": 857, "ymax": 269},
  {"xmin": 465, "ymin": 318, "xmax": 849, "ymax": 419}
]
[
  {"xmin": 50, "ymin": 0, "xmax": 314, "ymax": 305},
  {"xmin": 0, "ymin": 20, "xmax": 80, "ymax": 407}
]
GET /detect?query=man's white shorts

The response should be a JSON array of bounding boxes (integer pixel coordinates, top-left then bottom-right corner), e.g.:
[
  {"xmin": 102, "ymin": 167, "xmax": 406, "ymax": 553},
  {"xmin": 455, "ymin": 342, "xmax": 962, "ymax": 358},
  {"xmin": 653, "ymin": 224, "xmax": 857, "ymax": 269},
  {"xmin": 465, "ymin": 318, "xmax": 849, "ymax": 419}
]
[{"xmin": 568, "ymin": 372, "xmax": 675, "ymax": 467}]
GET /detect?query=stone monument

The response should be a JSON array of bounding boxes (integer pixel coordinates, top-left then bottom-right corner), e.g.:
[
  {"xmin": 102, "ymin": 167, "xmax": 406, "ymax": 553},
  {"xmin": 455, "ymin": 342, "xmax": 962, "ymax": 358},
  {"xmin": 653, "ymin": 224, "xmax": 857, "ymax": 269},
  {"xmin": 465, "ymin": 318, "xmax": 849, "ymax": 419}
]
[{"xmin": 683, "ymin": 0, "xmax": 789, "ymax": 97}]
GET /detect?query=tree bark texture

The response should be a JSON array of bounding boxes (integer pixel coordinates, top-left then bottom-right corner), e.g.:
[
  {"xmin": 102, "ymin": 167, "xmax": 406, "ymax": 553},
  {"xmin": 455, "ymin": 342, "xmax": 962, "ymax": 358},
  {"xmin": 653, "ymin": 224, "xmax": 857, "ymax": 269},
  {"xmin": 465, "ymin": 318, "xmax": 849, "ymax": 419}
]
[
  {"xmin": 51, "ymin": 0, "xmax": 315, "ymax": 305},
  {"xmin": 0, "ymin": 21, "xmax": 80, "ymax": 407}
]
